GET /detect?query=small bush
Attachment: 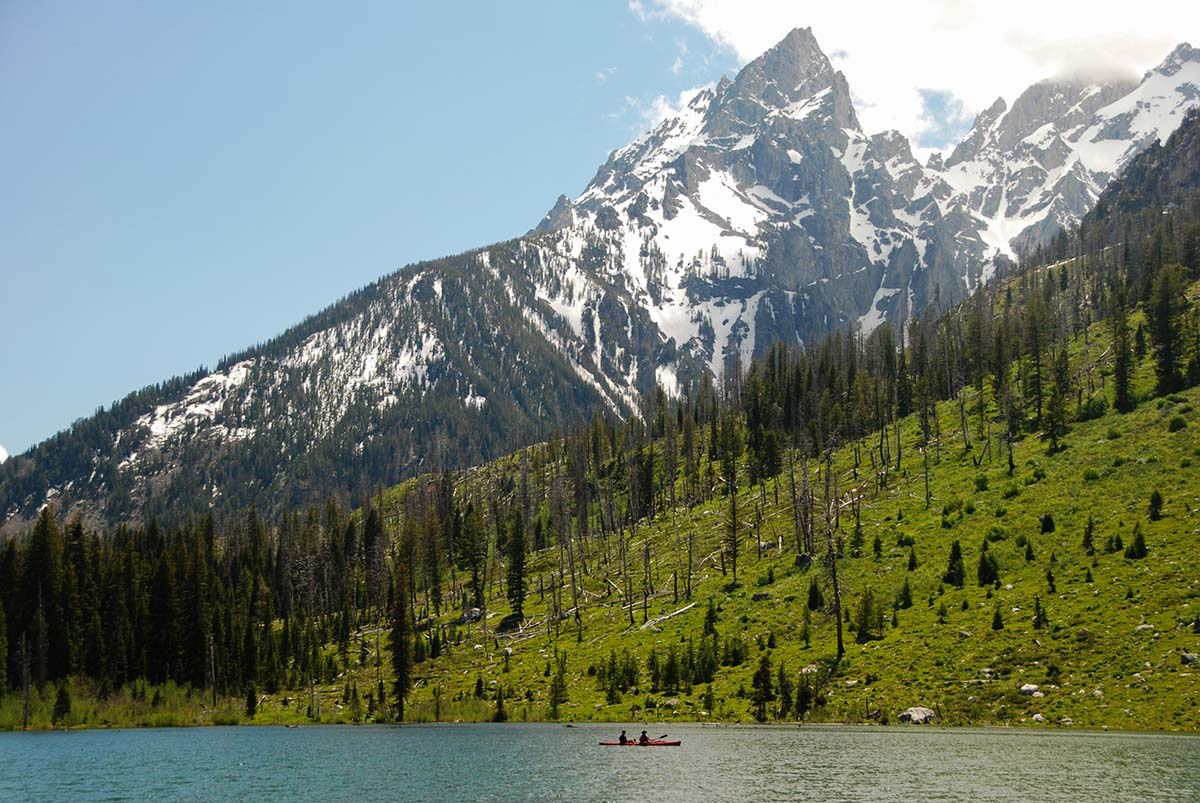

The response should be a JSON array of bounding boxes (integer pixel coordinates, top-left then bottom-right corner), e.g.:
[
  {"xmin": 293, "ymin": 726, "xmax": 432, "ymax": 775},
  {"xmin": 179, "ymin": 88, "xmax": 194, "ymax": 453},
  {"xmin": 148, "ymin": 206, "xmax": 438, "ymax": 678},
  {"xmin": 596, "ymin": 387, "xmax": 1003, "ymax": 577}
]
[
  {"xmin": 1148, "ymin": 489, "xmax": 1163, "ymax": 521},
  {"xmin": 964, "ymin": 500, "xmax": 976, "ymax": 515},
  {"xmin": 1082, "ymin": 468, "xmax": 1100, "ymax": 481},
  {"xmin": 994, "ymin": 506, "xmax": 1007, "ymax": 518},
  {"xmin": 1040, "ymin": 513, "xmax": 1056, "ymax": 533},
  {"xmin": 1077, "ymin": 397, "xmax": 1108, "ymax": 421},
  {"xmin": 1107, "ymin": 428, "xmax": 1122, "ymax": 440},
  {"xmin": 1113, "ymin": 457, "xmax": 1127, "ymax": 468},
  {"xmin": 1125, "ymin": 524, "xmax": 1148, "ymax": 559},
  {"xmin": 1002, "ymin": 483, "xmax": 1020, "ymax": 499},
  {"xmin": 975, "ymin": 475, "xmax": 989, "ymax": 492},
  {"xmin": 1168, "ymin": 416, "xmax": 1187, "ymax": 432}
]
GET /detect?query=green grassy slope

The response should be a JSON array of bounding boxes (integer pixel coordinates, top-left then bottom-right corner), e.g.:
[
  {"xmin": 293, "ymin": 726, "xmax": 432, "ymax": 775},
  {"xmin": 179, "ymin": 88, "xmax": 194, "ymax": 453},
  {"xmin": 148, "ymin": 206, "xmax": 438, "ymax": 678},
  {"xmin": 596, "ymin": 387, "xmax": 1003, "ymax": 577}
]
[
  {"xmin": 336, "ymin": 295, "xmax": 1200, "ymax": 731},
  {"xmin": 7, "ymin": 291, "xmax": 1195, "ymax": 732}
]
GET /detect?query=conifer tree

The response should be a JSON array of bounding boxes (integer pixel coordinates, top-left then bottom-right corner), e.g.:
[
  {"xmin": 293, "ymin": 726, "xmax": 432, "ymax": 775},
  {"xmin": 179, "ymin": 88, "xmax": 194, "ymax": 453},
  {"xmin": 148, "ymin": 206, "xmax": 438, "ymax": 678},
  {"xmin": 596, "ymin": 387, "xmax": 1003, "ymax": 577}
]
[
  {"xmin": 390, "ymin": 562, "xmax": 413, "ymax": 722},
  {"xmin": 943, "ymin": 540, "xmax": 965, "ymax": 588},
  {"xmin": 807, "ymin": 576, "xmax": 824, "ymax": 611},
  {"xmin": 1147, "ymin": 263, "xmax": 1190, "ymax": 394},
  {"xmin": 776, "ymin": 662, "xmax": 793, "ymax": 720},
  {"xmin": 0, "ymin": 599, "xmax": 6, "ymax": 695},
  {"xmin": 506, "ymin": 509, "xmax": 527, "ymax": 619},
  {"xmin": 750, "ymin": 654, "xmax": 774, "ymax": 722},
  {"xmin": 1148, "ymin": 490, "xmax": 1164, "ymax": 521},
  {"xmin": 52, "ymin": 683, "xmax": 71, "ymax": 726},
  {"xmin": 1125, "ymin": 524, "xmax": 1148, "ymax": 559},
  {"xmin": 1111, "ymin": 288, "xmax": 1135, "ymax": 413}
]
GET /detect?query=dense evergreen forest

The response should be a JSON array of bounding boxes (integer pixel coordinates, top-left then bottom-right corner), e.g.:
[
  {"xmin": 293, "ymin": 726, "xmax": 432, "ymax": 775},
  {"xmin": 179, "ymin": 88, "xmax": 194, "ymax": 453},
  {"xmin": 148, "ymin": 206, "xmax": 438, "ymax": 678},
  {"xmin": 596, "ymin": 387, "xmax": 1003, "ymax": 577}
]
[{"xmin": 2, "ymin": 112, "xmax": 1199, "ymax": 730}]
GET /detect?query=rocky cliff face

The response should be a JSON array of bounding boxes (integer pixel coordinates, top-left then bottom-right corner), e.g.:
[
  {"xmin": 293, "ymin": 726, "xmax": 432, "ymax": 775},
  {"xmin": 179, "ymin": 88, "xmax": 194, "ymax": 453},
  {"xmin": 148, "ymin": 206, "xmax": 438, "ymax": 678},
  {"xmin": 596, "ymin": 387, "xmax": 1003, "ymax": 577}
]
[
  {"xmin": 939, "ymin": 43, "xmax": 1200, "ymax": 257},
  {"xmin": 3, "ymin": 31, "xmax": 1197, "ymax": 533}
]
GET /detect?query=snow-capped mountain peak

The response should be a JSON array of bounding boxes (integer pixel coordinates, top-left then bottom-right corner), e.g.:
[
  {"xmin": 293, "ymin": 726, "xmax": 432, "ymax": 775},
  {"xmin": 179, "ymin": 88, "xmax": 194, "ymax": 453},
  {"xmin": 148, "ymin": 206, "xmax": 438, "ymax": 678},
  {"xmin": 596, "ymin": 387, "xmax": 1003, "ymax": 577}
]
[
  {"xmin": 936, "ymin": 42, "xmax": 1199, "ymax": 257},
  {"xmin": 5, "ymin": 31, "xmax": 1198, "ymax": 535}
]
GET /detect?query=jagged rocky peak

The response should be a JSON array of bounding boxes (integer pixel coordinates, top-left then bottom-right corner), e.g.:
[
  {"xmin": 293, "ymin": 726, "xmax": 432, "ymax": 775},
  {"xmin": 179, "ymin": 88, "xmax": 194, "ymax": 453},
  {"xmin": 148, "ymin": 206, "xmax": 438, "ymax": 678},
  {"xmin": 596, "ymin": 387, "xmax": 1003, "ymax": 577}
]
[
  {"xmin": 1154, "ymin": 41, "xmax": 1199, "ymax": 79},
  {"xmin": 994, "ymin": 77, "xmax": 1136, "ymax": 151},
  {"xmin": 703, "ymin": 27, "xmax": 858, "ymax": 135},
  {"xmin": 945, "ymin": 97, "xmax": 1007, "ymax": 168}
]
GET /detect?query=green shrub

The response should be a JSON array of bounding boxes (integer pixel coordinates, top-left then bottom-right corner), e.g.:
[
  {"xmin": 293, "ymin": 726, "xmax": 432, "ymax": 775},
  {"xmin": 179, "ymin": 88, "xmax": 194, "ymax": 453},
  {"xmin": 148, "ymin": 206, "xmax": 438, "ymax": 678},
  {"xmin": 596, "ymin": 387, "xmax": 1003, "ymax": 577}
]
[
  {"xmin": 1107, "ymin": 428, "xmax": 1122, "ymax": 440},
  {"xmin": 1077, "ymin": 397, "xmax": 1108, "ymax": 421},
  {"xmin": 1082, "ymin": 468, "xmax": 1100, "ymax": 481},
  {"xmin": 1002, "ymin": 483, "xmax": 1020, "ymax": 499},
  {"xmin": 1168, "ymin": 416, "xmax": 1187, "ymax": 432},
  {"xmin": 975, "ymin": 475, "xmax": 989, "ymax": 492}
]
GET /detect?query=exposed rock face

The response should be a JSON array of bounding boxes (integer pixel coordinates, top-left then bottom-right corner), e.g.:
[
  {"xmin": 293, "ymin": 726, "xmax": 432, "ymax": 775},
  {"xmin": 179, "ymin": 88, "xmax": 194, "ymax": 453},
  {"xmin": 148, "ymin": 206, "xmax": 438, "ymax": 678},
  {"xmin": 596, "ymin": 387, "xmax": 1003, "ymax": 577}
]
[{"xmin": 940, "ymin": 43, "xmax": 1200, "ymax": 258}]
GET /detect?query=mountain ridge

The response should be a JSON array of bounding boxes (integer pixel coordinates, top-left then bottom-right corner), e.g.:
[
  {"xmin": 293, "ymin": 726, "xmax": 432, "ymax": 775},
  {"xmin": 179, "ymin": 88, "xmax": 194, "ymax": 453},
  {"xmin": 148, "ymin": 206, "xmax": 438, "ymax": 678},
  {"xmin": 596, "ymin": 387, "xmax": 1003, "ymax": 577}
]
[{"xmin": 2, "ymin": 29, "xmax": 1197, "ymax": 535}]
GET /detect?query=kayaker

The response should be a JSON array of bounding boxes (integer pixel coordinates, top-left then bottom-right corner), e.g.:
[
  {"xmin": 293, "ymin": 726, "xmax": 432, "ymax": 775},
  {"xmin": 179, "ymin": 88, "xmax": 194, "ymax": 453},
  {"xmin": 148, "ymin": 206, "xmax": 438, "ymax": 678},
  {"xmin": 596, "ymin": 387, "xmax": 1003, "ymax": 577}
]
[
  {"xmin": 638, "ymin": 730, "xmax": 649, "ymax": 745},
  {"xmin": 618, "ymin": 730, "xmax": 628, "ymax": 745}
]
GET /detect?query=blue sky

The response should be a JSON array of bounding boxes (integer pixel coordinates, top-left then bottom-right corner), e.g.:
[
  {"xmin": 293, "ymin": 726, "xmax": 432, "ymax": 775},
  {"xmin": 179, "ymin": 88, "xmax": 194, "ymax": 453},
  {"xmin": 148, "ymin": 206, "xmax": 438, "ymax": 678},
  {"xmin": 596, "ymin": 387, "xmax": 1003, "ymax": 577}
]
[{"xmin": 0, "ymin": 2, "xmax": 732, "ymax": 455}]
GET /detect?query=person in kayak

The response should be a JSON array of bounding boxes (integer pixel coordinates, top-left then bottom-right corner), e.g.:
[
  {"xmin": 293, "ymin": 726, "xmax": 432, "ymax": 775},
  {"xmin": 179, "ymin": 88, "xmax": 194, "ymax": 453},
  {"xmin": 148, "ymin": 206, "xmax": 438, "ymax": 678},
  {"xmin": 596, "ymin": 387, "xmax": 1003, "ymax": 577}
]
[
  {"xmin": 618, "ymin": 730, "xmax": 628, "ymax": 745},
  {"xmin": 638, "ymin": 730, "xmax": 649, "ymax": 745}
]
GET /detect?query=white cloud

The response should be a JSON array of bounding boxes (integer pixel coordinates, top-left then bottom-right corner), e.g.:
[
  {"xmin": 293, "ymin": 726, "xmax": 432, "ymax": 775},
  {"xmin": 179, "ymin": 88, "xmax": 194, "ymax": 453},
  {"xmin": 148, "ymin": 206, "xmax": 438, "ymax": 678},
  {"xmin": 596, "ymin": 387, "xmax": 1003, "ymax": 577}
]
[
  {"xmin": 633, "ymin": 0, "xmax": 1195, "ymax": 148},
  {"xmin": 595, "ymin": 66, "xmax": 618, "ymax": 82},
  {"xmin": 0, "ymin": 443, "xmax": 8, "ymax": 464}
]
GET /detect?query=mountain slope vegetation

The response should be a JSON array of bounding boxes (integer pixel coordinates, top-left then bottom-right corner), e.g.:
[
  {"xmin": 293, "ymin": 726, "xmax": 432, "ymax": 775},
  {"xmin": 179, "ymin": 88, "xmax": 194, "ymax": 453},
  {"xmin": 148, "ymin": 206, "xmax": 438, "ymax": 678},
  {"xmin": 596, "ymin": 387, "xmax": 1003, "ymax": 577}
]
[{"xmin": 4, "ymin": 109, "xmax": 1199, "ymax": 727}]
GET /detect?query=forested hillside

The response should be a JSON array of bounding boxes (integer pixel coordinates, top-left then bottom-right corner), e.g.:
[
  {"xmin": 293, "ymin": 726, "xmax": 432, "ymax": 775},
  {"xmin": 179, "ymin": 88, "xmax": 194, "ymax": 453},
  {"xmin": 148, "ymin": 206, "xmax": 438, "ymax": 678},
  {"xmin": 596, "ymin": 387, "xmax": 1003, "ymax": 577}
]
[{"xmin": 2, "ymin": 109, "xmax": 1199, "ymax": 732}]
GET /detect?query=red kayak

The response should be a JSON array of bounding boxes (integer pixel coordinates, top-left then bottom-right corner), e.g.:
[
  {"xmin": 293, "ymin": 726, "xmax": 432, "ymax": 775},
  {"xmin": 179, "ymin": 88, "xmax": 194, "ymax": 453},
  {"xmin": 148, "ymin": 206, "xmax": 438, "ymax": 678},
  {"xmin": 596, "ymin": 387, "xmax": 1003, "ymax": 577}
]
[{"xmin": 598, "ymin": 739, "xmax": 681, "ymax": 746}]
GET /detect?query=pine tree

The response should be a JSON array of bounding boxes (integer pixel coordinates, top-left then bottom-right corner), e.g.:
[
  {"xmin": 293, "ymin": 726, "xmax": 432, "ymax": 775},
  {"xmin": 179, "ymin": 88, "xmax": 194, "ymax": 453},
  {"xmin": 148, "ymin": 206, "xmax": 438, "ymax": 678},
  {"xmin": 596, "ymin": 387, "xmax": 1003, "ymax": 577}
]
[
  {"xmin": 943, "ymin": 540, "xmax": 965, "ymax": 588},
  {"xmin": 390, "ymin": 562, "xmax": 413, "ymax": 722},
  {"xmin": 549, "ymin": 651, "xmax": 568, "ymax": 719},
  {"xmin": 992, "ymin": 605, "xmax": 1004, "ymax": 630},
  {"xmin": 750, "ymin": 654, "xmax": 774, "ymax": 722},
  {"xmin": 1032, "ymin": 596, "xmax": 1048, "ymax": 630},
  {"xmin": 977, "ymin": 540, "xmax": 1000, "ymax": 587},
  {"xmin": 776, "ymin": 662, "xmax": 793, "ymax": 720},
  {"xmin": 1111, "ymin": 289, "xmax": 1135, "ymax": 413},
  {"xmin": 1082, "ymin": 514, "xmax": 1096, "ymax": 555},
  {"xmin": 1148, "ymin": 490, "xmax": 1164, "ymax": 521},
  {"xmin": 506, "ymin": 509, "xmax": 527, "ymax": 619},
  {"xmin": 854, "ymin": 588, "xmax": 883, "ymax": 643},
  {"xmin": 1125, "ymin": 524, "xmax": 1148, "ymax": 559},
  {"xmin": 0, "ymin": 598, "xmax": 6, "ymax": 695},
  {"xmin": 1147, "ymin": 263, "xmax": 1190, "ymax": 394},
  {"xmin": 52, "ymin": 683, "xmax": 71, "ymax": 726},
  {"xmin": 1046, "ymin": 349, "xmax": 1069, "ymax": 452},
  {"xmin": 807, "ymin": 576, "xmax": 824, "ymax": 611}
]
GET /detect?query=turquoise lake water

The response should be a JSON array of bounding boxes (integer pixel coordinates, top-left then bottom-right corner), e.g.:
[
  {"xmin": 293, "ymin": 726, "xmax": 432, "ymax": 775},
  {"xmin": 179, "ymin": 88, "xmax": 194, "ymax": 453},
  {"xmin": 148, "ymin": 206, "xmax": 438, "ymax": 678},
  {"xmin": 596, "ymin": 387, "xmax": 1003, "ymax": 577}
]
[{"xmin": 2, "ymin": 722, "xmax": 1198, "ymax": 801}]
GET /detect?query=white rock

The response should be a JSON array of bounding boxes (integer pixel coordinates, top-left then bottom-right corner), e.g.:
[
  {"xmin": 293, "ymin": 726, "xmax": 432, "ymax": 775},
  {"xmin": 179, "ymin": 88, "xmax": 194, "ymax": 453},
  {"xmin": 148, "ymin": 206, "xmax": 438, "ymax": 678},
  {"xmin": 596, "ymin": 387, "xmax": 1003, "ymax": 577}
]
[
  {"xmin": 1020, "ymin": 683, "xmax": 1040, "ymax": 695},
  {"xmin": 1032, "ymin": 713, "xmax": 1045, "ymax": 722},
  {"xmin": 899, "ymin": 706, "xmax": 936, "ymax": 724}
]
